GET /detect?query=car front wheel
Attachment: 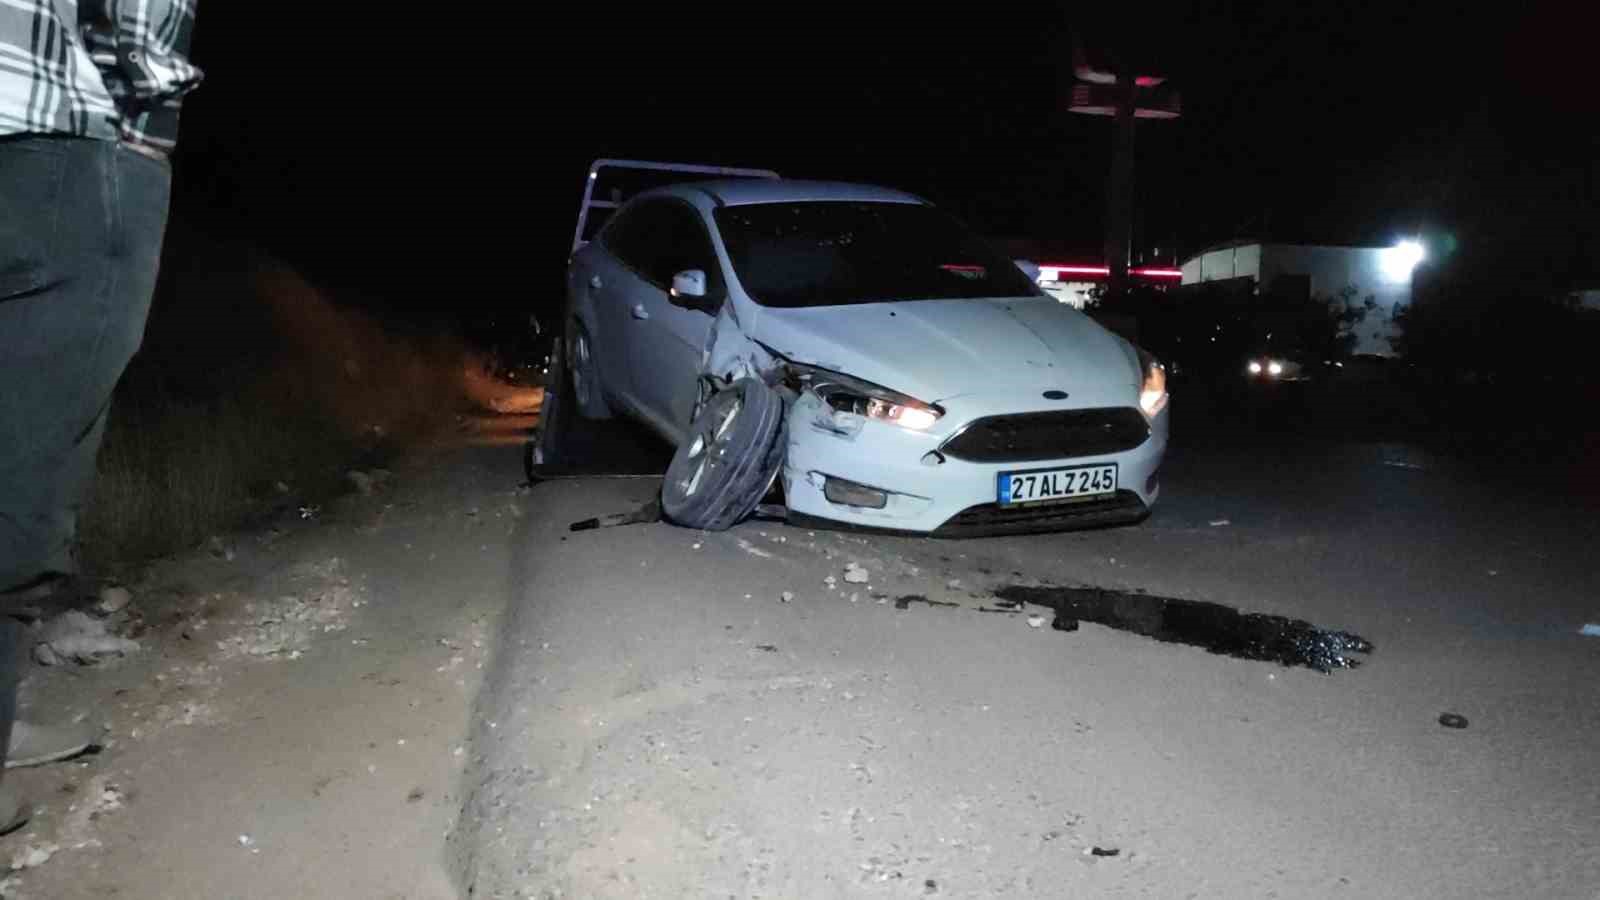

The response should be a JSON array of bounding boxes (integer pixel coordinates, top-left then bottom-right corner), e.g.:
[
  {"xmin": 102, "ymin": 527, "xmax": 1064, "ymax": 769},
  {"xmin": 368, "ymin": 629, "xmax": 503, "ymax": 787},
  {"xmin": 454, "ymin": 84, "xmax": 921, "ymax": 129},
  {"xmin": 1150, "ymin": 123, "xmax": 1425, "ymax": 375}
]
[{"xmin": 661, "ymin": 378, "xmax": 786, "ymax": 531}]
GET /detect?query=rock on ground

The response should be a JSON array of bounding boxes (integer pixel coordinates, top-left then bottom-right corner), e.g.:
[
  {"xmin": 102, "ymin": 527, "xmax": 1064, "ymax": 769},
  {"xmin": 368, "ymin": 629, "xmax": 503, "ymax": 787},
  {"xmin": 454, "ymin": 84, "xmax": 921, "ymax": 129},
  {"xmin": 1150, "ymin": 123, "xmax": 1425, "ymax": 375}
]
[{"xmin": 33, "ymin": 611, "xmax": 139, "ymax": 666}]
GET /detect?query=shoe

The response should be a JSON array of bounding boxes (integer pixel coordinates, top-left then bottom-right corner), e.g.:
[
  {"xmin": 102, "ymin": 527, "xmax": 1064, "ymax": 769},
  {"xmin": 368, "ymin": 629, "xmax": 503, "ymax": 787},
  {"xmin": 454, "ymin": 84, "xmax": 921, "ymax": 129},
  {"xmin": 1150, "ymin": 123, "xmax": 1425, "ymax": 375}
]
[
  {"xmin": 0, "ymin": 782, "xmax": 29, "ymax": 836},
  {"xmin": 5, "ymin": 720, "xmax": 100, "ymax": 769}
]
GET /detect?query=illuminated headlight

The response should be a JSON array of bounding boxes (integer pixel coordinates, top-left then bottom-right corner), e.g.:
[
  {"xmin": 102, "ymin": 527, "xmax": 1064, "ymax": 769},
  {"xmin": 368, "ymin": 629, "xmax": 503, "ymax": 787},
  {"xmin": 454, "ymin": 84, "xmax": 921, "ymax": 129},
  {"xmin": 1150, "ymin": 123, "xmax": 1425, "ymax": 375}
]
[
  {"xmin": 1136, "ymin": 347, "xmax": 1168, "ymax": 417},
  {"xmin": 1268, "ymin": 361, "xmax": 1284, "ymax": 376},
  {"xmin": 1248, "ymin": 360, "xmax": 1263, "ymax": 375},
  {"xmin": 786, "ymin": 363, "xmax": 943, "ymax": 431}
]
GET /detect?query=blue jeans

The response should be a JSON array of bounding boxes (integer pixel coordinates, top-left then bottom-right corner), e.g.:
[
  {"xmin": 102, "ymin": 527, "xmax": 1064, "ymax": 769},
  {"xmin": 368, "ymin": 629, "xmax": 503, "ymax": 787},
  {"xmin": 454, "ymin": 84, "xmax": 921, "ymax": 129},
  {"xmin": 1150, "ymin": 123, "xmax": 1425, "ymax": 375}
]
[{"xmin": 0, "ymin": 135, "xmax": 172, "ymax": 762}]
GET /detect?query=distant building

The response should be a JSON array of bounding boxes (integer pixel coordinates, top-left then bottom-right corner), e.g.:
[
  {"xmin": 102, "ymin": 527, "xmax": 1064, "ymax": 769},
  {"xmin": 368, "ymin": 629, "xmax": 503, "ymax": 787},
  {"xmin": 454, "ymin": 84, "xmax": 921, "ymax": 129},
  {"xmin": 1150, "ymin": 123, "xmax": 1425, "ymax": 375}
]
[{"xmin": 1179, "ymin": 240, "xmax": 1422, "ymax": 355}]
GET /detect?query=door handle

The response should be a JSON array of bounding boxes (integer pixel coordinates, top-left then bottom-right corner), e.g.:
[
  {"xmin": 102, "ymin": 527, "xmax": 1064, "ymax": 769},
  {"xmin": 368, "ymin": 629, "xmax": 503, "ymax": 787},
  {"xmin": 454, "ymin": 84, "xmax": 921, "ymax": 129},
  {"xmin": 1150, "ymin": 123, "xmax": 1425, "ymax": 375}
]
[
  {"xmin": 631, "ymin": 304, "xmax": 650, "ymax": 320},
  {"xmin": 589, "ymin": 275, "xmax": 603, "ymax": 290}
]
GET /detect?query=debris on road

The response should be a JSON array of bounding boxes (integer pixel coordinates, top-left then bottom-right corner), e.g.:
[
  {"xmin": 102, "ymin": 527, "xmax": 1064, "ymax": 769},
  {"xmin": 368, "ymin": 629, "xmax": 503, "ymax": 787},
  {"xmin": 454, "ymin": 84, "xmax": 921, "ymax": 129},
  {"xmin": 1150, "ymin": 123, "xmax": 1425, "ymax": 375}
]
[
  {"xmin": 992, "ymin": 584, "xmax": 1373, "ymax": 673},
  {"xmin": 824, "ymin": 575, "xmax": 838, "ymax": 589},
  {"xmin": 9, "ymin": 840, "xmax": 58, "ymax": 871},
  {"xmin": 33, "ymin": 611, "xmax": 140, "ymax": 666},
  {"xmin": 1052, "ymin": 615, "xmax": 1079, "ymax": 632},
  {"xmin": 207, "ymin": 535, "xmax": 235, "ymax": 561},
  {"xmin": 94, "ymin": 585, "xmax": 133, "ymax": 616},
  {"xmin": 216, "ymin": 568, "xmax": 357, "ymax": 661},
  {"xmin": 1027, "ymin": 615, "xmax": 1046, "ymax": 628},
  {"xmin": 754, "ymin": 644, "xmax": 778, "ymax": 652},
  {"xmin": 569, "ymin": 497, "xmax": 662, "ymax": 532},
  {"xmin": 844, "ymin": 562, "xmax": 870, "ymax": 584},
  {"xmin": 780, "ymin": 591, "xmax": 795, "ymax": 603},
  {"xmin": 1438, "ymin": 713, "xmax": 1469, "ymax": 729},
  {"xmin": 1090, "ymin": 846, "xmax": 1121, "ymax": 858},
  {"xmin": 737, "ymin": 539, "xmax": 774, "ymax": 559},
  {"xmin": 894, "ymin": 595, "xmax": 959, "ymax": 611}
]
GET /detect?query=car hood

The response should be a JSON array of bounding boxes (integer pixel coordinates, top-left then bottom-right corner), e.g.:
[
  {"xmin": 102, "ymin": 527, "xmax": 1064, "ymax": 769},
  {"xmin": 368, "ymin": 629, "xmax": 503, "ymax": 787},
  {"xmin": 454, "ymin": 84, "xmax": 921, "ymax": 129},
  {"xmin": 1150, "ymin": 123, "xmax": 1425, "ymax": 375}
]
[{"xmin": 750, "ymin": 297, "xmax": 1138, "ymax": 403}]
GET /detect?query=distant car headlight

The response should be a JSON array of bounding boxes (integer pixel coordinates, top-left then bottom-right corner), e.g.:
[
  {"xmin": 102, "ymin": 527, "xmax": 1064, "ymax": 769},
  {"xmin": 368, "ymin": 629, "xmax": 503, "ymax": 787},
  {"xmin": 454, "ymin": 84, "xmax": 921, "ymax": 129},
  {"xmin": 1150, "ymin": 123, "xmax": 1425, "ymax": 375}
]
[
  {"xmin": 785, "ymin": 362, "xmax": 943, "ymax": 431},
  {"xmin": 1136, "ymin": 347, "xmax": 1168, "ymax": 417},
  {"xmin": 1268, "ymin": 360, "xmax": 1284, "ymax": 376},
  {"xmin": 1248, "ymin": 360, "xmax": 1263, "ymax": 375}
]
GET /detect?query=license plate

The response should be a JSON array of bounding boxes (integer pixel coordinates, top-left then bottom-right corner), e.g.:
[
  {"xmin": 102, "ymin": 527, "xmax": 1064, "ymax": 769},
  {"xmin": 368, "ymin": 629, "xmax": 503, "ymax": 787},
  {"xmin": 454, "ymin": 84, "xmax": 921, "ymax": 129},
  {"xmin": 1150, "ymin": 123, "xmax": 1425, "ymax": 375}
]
[{"xmin": 998, "ymin": 463, "xmax": 1118, "ymax": 506}]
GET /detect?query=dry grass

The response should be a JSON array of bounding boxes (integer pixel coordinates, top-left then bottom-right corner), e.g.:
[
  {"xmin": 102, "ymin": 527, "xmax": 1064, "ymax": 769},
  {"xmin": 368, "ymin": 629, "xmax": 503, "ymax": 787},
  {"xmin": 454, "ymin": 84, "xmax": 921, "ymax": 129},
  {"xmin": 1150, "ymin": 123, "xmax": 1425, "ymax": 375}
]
[{"xmin": 81, "ymin": 246, "xmax": 475, "ymax": 571}]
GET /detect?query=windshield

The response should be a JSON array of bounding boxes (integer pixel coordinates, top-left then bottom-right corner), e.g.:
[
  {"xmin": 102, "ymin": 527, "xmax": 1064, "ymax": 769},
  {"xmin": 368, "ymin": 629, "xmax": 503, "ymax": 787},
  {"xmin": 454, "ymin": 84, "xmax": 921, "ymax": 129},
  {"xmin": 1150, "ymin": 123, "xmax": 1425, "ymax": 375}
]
[{"xmin": 713, "ymin": 202, "xmax": 1042, "ymax": 308}]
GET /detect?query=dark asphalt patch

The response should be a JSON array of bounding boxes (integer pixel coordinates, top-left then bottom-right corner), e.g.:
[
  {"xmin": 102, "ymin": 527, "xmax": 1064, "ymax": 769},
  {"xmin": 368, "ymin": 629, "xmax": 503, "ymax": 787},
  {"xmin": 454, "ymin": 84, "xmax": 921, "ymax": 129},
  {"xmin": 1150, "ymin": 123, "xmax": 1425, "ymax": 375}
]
[
  {"xmin": 992, "ymin": 585, "xmax": 1373, "ymax": 673},
  {"xmin": 894, "ymin": 594, "xmax": 960, "ymax": 610}
]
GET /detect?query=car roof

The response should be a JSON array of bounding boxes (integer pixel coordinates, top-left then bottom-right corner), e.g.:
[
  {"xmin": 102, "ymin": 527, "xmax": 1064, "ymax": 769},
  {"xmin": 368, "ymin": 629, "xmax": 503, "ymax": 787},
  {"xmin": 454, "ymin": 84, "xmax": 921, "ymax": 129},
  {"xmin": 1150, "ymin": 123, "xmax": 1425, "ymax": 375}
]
[{"xmin": 648, "ymin": 178, "xmax": 929, "ymax": 208}]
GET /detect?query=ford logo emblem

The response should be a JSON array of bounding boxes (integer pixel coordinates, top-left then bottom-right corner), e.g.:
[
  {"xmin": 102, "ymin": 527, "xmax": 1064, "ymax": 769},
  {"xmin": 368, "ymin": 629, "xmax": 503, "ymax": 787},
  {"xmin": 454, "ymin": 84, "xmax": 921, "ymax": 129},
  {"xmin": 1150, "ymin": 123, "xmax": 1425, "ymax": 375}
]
[{"xmin": 1042, "ymin": 390, "xmax": 1069, "ymax": 400}]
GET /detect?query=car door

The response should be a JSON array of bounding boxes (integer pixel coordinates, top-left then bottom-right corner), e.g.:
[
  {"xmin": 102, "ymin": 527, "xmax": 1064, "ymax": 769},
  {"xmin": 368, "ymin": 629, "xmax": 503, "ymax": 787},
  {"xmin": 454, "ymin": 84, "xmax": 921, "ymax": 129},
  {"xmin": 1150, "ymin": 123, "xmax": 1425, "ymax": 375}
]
[
  {"xmin": 580, "ymin": 199, "xmax": 665, "ymax": 414},
  {"xmin": 617, "ymin": 199, "xmax": 726, "ymax": 440}
]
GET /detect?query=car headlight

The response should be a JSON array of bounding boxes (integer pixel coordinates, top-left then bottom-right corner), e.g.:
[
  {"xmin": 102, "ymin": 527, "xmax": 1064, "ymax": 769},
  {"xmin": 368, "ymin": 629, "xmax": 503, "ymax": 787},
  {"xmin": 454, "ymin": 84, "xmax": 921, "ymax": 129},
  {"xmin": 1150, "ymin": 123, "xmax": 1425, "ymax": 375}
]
[
  {"xmin": 1137, "ymin": 347, "xmax": 1168, "ymax": 417},
  {"xmin": 1267, "ymin": 360, "xmax": 1284, "ymax": 376},
  {"xmin": 786, "ymin": 362, "xmax": 943, "ymax": 431},
  {"xmin": 1248, "ymin": 360, "xmax": 1263, "ymax": 375}
]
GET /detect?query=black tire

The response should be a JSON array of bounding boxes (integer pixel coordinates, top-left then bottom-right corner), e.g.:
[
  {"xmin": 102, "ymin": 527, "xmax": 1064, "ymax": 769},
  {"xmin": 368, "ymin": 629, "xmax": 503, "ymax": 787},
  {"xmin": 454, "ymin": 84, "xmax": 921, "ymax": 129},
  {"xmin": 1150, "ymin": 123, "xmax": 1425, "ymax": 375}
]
[
  {"xmin": 661, "ymin": 378, "xmax": 786, "ymax": 531},
  {"xmin": 525, "ymin": 329, "xmax": 573, "ymax": 480},
  {"xmin": 569, "ymin": 323, "xmax": 613, "ymax": 420}
]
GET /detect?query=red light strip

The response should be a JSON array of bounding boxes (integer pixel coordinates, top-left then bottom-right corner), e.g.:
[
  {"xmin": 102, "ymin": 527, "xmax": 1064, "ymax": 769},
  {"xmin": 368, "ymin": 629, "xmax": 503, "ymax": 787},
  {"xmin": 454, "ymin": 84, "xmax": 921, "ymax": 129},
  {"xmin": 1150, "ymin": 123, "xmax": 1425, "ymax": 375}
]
[{"xmin": 1037, "ymin": 264, "xmax": 1184, "ymax": 280}]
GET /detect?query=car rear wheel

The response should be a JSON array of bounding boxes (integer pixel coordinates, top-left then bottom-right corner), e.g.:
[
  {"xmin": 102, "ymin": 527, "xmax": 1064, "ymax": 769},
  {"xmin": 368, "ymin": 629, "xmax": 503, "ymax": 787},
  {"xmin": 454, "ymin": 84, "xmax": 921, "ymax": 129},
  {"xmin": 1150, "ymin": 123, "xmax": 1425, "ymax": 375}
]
[
  {"xmin": 661, "ymin": 378, "xmax": 786, "ymax": 531},
  {"xmin": 526, "ymin": 328, "xmax": 572, "ymax": 479},
  {"xmin": 569, "ymin": 323, "xmax": 613, "ymax": 420}
]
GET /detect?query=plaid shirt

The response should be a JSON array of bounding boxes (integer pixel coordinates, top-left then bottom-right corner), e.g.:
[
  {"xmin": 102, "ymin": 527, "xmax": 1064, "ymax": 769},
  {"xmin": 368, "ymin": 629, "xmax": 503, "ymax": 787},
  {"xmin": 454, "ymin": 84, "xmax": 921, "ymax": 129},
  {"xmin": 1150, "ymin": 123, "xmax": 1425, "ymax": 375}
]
[{"xmin": 0, "ymin": 0, "xmax": 201, "ymax": 156}]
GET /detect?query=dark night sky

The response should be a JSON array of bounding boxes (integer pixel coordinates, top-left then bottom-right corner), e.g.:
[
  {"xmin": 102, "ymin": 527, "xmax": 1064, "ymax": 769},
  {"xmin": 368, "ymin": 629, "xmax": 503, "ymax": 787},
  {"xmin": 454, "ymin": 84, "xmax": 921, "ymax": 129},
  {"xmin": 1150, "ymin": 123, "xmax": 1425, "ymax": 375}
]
[{"xmin": 170, "ymin": 2, "xmax": 1596, "ymax": 314}]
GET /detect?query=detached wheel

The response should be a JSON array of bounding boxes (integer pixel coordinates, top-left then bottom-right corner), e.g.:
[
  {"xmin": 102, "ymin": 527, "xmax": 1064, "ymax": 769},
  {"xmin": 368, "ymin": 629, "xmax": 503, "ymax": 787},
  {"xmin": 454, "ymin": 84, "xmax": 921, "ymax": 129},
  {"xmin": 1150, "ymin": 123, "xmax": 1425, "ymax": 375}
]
[
  {"xmin": 569, "ymin": 324, "xmax": 613, "ymax": 419},
  {"xmin": 661, "ymin": 377, "xmax": 786, "ymax": 531}
]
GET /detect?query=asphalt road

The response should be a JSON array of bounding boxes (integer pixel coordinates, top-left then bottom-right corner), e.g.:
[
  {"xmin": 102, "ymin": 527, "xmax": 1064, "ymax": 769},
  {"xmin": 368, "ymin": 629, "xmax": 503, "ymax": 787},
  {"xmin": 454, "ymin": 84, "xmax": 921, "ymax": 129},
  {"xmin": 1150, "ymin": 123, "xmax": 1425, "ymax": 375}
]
[{"xmin": 454, "ymin": 405, "xmax": 1600, "ymax": 899}]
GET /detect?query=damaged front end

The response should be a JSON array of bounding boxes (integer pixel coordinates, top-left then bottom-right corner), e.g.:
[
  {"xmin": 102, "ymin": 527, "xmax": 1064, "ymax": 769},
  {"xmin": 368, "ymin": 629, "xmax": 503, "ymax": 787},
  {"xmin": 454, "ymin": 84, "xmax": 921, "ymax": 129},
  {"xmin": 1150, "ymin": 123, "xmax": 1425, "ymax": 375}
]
[{"xmin": 766, "ymin": 357, "xmax": 947, "ymax": 527}]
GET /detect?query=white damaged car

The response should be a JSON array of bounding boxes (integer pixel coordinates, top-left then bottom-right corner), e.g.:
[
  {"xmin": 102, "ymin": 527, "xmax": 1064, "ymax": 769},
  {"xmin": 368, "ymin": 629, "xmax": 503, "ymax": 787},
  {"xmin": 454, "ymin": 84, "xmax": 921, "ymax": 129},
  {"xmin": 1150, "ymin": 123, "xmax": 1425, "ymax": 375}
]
[{"xmin": 548, "ymin": 170, "xmax": 1169, "ymax": 536}]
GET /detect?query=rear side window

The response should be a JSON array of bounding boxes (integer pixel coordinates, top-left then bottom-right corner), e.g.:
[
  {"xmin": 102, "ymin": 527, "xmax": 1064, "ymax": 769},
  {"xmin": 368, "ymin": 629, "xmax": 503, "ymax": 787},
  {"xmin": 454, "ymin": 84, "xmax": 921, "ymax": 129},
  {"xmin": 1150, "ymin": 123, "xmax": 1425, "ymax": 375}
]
[{"xmin": 601, "ymin": 198, "xmax": 722, "ymax": 291}]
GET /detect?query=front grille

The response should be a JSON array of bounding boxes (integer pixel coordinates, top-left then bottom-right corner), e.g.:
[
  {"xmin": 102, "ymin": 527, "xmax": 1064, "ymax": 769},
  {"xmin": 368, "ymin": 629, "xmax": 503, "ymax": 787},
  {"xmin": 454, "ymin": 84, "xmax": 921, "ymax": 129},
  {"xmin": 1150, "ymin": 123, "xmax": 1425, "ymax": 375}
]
[
  {"xmin": 939, "ymin": 407, "xmax": 1149, "ymax": 463},
  {"xmin": 934, "ymin": 490, "xmax": 1147, "ymax": 537}
]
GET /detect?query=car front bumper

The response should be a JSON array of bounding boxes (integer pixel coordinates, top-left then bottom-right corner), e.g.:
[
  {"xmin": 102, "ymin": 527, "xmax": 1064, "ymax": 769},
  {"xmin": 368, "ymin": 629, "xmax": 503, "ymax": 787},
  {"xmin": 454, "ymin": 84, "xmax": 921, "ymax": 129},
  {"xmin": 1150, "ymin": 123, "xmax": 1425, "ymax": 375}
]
[{"xmin": 779, "ymin": 392, "xmax": 1168, "ymax": 537}]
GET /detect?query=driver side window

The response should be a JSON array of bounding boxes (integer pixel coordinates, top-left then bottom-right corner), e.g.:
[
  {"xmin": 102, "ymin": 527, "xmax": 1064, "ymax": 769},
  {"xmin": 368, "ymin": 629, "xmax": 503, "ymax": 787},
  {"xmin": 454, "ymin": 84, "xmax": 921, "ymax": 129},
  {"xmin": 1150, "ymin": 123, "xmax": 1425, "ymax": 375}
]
[{"xmin": 603, "ymin": 199, "xmax": 721, "ymax": 293}]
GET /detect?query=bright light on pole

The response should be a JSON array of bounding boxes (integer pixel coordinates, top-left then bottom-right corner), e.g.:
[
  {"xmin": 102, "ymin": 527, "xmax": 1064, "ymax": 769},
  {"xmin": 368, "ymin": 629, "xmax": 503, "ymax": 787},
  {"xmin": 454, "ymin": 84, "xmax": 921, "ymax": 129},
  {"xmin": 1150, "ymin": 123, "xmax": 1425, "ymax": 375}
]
[{"xmin": 1380, "ymin": 240, "xmax": 1426, "ymax": 283}]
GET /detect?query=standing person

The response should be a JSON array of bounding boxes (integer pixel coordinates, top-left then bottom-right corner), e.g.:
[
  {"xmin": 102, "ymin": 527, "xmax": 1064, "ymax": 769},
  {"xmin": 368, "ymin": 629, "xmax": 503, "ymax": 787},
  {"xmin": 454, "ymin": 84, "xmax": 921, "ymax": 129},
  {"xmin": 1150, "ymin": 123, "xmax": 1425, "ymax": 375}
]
[{"xmin": 0, "ymin": 0, "xmax": 202, "ymax": 833}]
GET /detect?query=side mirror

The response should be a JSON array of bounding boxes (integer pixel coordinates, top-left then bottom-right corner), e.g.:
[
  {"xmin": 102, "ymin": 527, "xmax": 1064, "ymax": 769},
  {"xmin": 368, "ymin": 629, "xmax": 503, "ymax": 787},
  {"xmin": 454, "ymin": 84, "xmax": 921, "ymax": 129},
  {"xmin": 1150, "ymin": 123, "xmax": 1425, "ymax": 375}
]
[
  {"xmin": 669, "ymin": 269, "xmax": 719, "ymax": 312},
  {"xmin": 1014, "ymin": 259, "xmax": 1042, "ymax": 283}
]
